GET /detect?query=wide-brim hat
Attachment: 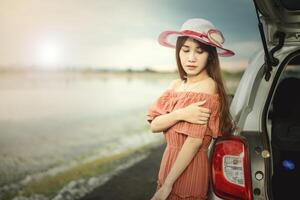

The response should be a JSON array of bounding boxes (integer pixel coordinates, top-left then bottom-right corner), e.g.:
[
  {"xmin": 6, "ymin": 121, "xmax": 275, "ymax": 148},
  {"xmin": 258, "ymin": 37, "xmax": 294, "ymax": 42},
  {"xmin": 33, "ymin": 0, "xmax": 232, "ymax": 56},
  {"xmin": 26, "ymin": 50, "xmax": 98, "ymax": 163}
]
[{"xmin": 158, "ymin": 18, "xmax": 235, "ymax": 57}]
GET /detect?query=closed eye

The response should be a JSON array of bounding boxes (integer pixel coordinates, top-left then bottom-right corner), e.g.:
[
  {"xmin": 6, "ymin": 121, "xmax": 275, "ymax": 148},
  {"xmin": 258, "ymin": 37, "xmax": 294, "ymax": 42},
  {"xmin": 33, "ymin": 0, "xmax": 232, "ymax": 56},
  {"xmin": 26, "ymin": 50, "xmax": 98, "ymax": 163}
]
[{"xmin": 181, "ymin": 49, "xmax": 203, "ymax": 54}]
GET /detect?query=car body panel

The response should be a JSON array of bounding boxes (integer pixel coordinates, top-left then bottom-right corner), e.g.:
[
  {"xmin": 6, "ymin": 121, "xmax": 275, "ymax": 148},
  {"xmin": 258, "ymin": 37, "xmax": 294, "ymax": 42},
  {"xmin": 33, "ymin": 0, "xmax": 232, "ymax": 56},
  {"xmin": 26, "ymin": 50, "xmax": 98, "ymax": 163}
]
[
  {"xmin": 243, "ymin": 46, "xmax": 300, "ymax": 131},
  {"xmin": 208, "ymin": 1, "xmax": 300, "ymax": 199},
  {"xmin": 209, "ymin": 45, "xmax": 300, "ymax": 200}
]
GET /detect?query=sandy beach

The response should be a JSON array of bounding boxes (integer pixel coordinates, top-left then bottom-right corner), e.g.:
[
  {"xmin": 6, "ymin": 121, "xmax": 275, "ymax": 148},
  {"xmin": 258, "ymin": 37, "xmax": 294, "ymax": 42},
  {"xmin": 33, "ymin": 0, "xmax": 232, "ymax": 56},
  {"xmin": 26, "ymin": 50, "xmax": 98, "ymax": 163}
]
[{"xmin": 80, "ymin": 143, "xmax": 166, "ymax": 200}]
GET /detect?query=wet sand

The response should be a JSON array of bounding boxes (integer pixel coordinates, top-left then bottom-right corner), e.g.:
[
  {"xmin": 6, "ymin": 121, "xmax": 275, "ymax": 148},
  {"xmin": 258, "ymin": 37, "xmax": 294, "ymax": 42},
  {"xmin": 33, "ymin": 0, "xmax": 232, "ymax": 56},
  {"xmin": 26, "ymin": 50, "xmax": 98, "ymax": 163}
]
[{"xmin": 80, "ymin": 143, "xmax": 166, "ymax": 200}]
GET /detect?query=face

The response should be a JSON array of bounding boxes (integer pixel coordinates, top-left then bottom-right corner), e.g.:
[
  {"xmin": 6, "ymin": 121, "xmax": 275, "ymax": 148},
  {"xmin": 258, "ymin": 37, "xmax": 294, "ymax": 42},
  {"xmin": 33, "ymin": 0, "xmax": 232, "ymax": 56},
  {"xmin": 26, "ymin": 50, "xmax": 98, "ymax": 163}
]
[{"xmin": 179, "ymin": 37, "xmax": 209, "ymax": 77}]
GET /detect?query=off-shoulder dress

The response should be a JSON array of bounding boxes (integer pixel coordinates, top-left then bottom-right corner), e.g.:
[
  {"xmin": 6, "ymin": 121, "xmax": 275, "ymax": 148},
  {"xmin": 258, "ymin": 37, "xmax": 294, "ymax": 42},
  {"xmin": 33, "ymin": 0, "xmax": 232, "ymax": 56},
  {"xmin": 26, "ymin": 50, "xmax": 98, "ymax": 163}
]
[{"xmin": 147, "ymin": 87, "xmax": 221, "ymax": 200}]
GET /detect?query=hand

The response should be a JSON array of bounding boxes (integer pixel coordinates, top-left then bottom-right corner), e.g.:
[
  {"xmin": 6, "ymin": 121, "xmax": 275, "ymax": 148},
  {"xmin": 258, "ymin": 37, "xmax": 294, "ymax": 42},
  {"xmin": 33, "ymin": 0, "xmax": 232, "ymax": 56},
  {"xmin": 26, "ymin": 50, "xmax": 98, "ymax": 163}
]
[
  {"xmin": 150, "ymin": 183, "xmax": 172, "ymax": 200},
  {"xmin": 178, "ymin": 100, "xmax": 211, "ymax": 124}
]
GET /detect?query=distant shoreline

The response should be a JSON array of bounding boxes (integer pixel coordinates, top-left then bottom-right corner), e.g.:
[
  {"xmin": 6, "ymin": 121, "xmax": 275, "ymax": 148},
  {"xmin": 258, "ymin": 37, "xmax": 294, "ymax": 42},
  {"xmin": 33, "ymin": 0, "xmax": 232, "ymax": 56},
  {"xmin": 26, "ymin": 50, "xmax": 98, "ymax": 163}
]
[
  {"xmin": 0, "ymin": 68, "xmax": 244, "ymax": 78},
  {"xmin": 0, "ymin": 67, "xmax": 175, "ymax": 74},
  {"xmin": 0, "ymin": 69, "xmax": 177, "ymax": 76}
]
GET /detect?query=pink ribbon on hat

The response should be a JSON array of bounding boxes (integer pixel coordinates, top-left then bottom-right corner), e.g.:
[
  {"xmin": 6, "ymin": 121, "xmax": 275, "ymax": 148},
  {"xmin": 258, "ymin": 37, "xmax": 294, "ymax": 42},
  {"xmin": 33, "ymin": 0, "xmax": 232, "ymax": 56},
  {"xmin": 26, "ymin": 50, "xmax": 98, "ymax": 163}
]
[{"xmin": 180, "ymin": 29, "xmax": 225, "ymax": 48}]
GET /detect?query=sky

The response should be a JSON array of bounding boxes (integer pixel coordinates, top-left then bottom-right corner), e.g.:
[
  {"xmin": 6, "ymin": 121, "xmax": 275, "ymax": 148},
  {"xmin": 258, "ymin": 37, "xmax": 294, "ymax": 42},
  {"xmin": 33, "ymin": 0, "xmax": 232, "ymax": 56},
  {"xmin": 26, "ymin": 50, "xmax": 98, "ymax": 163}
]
[{"xmin": 0, "ymin": 0, "xmax": 263, "ymax": 72}]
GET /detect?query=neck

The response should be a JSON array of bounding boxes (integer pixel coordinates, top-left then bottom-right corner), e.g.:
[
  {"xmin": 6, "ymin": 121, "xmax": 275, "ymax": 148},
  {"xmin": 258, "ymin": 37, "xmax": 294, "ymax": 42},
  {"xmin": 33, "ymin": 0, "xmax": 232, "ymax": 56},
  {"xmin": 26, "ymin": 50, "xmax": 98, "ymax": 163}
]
[{"xmin": 185, "ymin": 72, "xmax": 210, "ymax": 84}]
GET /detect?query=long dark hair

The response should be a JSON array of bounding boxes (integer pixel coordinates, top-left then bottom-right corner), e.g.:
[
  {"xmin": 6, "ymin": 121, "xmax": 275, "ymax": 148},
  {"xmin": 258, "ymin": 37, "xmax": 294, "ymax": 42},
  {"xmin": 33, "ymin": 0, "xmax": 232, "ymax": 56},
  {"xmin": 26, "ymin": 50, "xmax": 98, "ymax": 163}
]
[{"xmin": 175, "ymin": 36, "xmax": 236, "ymax": 136}]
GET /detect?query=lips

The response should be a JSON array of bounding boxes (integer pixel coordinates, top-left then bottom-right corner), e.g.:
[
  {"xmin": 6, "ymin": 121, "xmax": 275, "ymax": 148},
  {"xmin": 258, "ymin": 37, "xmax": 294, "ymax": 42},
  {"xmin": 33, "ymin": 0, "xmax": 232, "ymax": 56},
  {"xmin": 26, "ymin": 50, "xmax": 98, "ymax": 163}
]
[{"xmin": 187, "ymin": 65, "xmax": 197, "ymax": 68}]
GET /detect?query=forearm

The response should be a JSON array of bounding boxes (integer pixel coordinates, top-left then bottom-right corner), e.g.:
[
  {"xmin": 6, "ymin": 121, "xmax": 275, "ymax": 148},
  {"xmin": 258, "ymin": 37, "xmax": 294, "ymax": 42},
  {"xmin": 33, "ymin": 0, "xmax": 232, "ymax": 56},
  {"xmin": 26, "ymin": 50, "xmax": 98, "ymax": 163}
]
[
  {"xmin": 164, "ymin": 138, "xmax": 202, "ymax": 186},
  {"xmin": 150, "ymin": 109, "xmax": 182, "ymax": 133}
]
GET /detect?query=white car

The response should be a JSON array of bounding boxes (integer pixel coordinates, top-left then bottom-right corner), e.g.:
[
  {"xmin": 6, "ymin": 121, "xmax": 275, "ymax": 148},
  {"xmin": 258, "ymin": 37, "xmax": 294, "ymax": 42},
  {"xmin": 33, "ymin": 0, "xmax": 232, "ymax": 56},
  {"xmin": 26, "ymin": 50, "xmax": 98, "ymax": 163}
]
[{"xmin": 208, "ymin": 0, "xmax": 300, "ymax": 199}]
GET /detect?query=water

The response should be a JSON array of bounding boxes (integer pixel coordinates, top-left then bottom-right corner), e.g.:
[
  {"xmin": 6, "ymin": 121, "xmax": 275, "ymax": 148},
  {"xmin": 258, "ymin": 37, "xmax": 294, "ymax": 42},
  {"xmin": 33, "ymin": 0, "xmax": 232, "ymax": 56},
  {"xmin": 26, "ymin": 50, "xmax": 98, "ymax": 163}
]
[
  {"xmin": 0, "ymin": 72, "xmax": 172, "ymax": 186},
  {"xmin": 0, "ymin": 71, "xmax": 240, "ymax": 186}
]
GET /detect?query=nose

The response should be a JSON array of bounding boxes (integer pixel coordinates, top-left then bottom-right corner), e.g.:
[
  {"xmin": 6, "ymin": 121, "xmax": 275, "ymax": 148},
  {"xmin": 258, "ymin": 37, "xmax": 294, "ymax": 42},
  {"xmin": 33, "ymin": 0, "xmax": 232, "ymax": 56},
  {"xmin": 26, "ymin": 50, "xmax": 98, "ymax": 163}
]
[{"xmin": 188, "ymin": 52, "xmax": 196, "ymax": 62}]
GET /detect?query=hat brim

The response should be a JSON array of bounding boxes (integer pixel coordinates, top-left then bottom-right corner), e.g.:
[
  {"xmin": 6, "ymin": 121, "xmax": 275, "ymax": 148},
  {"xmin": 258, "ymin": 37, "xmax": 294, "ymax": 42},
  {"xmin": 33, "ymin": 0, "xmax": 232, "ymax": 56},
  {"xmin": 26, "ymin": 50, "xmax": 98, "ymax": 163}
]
[{"xmin": 158, "ymin": 31, "xmax": 235, "ymax": 57}]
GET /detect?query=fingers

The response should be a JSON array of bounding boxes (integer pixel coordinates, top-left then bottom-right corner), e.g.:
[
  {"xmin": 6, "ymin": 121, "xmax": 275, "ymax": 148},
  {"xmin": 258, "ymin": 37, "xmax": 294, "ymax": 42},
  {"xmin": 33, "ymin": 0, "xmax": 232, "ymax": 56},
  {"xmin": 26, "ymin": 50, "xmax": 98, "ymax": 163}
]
[
  {"xmin": 198, "ymin": 116, "xmax": 209, "ymax": 121},
  {"xmin": 199, "ymin": 112, "xmax": 210, "ymax": 118},
  {"xmin": 194, "ymin": 101, "xmax": 211, "ymax": 112},
  {"xmin": 198, "ymin": 119, "xmax": 208, "ymax": 124},
  {"xmin": 192, "ymin": 116, "xmax": 209, "ymax": 124},
  {"xmin": 196, "ymin": 100, "xmax": 206, "ymax": 105},
  {"xmin": 192, "ymin": 115, "xmax": 209, "ymax": 124},
  {"xmin": 199, "ymin": 107, "xmax": 211, "ymax": 114}
]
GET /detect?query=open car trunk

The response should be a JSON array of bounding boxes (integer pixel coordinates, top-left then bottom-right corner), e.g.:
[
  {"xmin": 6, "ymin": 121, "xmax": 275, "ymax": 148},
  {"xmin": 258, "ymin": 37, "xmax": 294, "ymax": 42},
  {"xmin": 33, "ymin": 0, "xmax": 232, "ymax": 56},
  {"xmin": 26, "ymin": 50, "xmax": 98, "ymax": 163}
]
[
  {"xmin": 254, "ymin": 2, "xmax": 300, "ymax": 197},
  {"xmin": 254, "ymin": 0, "xmax": 300, "ymax": 44},
  {"xmin": 270, "ymin": 55, "xmax": 300, "ymax": 200}
]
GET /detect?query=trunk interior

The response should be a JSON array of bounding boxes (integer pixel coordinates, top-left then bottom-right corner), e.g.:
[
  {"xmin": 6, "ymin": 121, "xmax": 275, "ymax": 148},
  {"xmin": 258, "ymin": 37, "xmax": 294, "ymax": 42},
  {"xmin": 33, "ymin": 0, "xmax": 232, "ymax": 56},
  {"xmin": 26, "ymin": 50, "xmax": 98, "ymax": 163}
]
[{"xmin": 269, "ymin": 55, "xmax": 300, "ymax": 200}]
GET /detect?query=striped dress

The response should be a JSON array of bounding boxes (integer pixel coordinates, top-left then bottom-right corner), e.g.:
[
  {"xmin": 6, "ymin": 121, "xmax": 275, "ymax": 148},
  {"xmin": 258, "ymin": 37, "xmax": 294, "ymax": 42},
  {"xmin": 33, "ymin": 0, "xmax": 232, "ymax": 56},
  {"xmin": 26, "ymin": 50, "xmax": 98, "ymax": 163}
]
[{"xmin": 147, "ymin": 88, "xmax": 221, "ymax": 200}]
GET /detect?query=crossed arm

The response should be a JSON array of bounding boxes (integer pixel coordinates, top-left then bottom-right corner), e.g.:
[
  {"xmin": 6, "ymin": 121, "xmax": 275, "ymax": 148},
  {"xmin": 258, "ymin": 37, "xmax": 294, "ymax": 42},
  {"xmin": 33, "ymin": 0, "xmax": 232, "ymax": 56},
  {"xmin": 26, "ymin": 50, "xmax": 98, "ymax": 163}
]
[
  {"xmin": 149, "ymin": 78, "xmax": 217, "ymax": 188},
  {"xmin": 150, "ymin": 109, "xmax": 203, "ymax": 187}
]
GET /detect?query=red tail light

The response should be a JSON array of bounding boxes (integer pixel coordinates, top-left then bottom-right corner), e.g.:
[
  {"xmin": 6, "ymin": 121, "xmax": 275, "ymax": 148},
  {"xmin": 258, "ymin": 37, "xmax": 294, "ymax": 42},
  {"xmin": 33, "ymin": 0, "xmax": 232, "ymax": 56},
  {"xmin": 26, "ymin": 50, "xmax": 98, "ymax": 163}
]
[{"xmin": 212, "ymin": 136, "xmax": 252, "ymax": 200}]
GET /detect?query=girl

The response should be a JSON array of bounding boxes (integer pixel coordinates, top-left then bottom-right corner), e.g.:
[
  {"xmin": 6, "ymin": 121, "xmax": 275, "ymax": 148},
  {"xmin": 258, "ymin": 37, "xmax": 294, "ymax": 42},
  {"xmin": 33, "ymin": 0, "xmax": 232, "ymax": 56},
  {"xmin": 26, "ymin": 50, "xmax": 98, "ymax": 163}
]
[{"xmin": 147, "ymin": 18, "xmax": 236, "ymax": 200}]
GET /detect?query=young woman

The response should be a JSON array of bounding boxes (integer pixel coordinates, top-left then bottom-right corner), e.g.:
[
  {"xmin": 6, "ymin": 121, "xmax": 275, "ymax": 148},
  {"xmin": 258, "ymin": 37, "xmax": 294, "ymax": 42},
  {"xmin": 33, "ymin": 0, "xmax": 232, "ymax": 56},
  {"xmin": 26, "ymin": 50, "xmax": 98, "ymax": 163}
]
[{"xmin": 147, "ymin": 18, "xmax": 236, "ymax": 200}]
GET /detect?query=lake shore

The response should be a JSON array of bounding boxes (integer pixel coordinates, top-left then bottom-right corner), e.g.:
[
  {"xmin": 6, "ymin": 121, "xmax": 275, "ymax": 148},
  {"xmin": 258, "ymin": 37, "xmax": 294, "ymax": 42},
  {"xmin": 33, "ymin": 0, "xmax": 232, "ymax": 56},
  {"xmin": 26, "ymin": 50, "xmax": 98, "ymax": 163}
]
[
  {"xmin": 80, "ymin": 142, "xmax": 165, "ymax": 200},
  {"xmin": 1, "ymin": 139, "xmax": 165, "ymax": 200}
]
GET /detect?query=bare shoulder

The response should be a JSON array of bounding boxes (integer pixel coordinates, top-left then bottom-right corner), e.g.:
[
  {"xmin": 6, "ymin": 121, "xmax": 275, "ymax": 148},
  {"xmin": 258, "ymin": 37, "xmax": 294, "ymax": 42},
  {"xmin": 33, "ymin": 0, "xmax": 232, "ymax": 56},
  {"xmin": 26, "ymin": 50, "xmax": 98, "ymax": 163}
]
[
  {"xmin": 167, "ymin": 79, "xmax": 182, "ymax": 90},
  {"xmin": 195, "ymin": 77, "xmax": 218, "ymax": 95},
  {"xmin": 207, "ymin": 78, "xmax": 218, "ymax": 94}
]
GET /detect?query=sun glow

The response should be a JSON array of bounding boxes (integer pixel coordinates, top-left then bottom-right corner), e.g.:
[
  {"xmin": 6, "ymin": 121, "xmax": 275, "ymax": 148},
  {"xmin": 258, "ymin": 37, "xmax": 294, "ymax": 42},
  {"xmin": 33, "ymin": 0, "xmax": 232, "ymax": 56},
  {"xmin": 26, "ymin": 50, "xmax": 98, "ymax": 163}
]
[{"xmin": 35, "ymin": 40, "xmax": 63, "ymax": 68}]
